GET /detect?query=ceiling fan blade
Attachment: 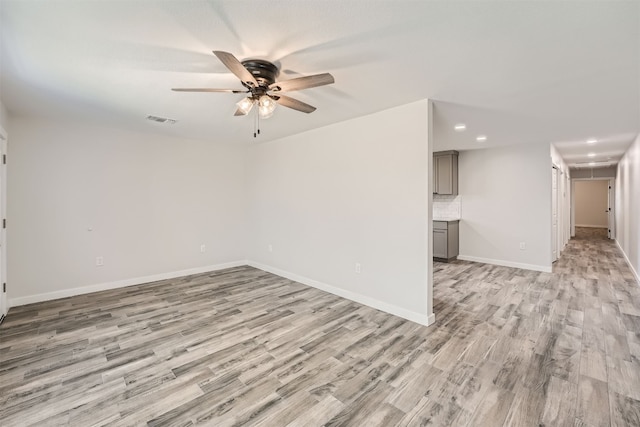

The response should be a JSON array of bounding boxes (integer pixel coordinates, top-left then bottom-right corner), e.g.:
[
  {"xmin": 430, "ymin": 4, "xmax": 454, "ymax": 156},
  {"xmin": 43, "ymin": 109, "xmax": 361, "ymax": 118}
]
[
  {"xmin": 213, "ymin": 50, "xmax": 258, "ymax": 87},
  {"xmin": 172, "ymin": 88, "xmax": 247, "ymax": 93},
  {"xmin": 273, "ymin": 94, "xmax": 317, "ymax": 113},
  {"xmin": 269, "ymin": 73, "xmax": 334, "ymax": 92},
  {"xmin": 234, "ymin": 107, "xmax": 248, "ymax": 116}
]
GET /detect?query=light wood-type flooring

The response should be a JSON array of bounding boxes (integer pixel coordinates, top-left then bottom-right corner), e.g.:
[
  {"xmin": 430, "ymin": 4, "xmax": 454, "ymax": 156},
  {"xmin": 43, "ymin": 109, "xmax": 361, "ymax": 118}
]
[{"xmin": 1, "ymin": 227, "xmax": 639, "ymax": 426}]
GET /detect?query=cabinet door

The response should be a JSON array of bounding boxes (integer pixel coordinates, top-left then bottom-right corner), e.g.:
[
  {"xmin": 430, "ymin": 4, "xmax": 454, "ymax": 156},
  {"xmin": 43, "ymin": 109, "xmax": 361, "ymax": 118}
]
[
  {"xmin": 447, "ymin": 221, "xmax": 459, "ymax": 258},
  {"xmin": 435, "ymin": 155, "xmax": 452, "ymax": 195},
  {"xmin": 433, "ymin": 229, "xmax": 448, "ymax": 258}
]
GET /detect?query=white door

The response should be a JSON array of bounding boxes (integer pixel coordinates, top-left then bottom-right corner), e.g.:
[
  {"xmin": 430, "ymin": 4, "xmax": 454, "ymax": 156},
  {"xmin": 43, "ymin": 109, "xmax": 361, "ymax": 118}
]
[
  {"xmin": 552, "ymin": 167, "xmax": 558, "ymax": 262},
  {"xmin": 0, "ymin": 129, "xmax": 6, "ymax": 320}
]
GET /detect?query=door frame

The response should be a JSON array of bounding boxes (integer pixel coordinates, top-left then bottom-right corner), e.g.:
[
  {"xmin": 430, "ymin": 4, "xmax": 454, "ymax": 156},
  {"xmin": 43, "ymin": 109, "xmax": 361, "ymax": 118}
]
[
  {"xmin": 564, "ymin": 173, "xmax": 571, "ymax": 247},
  {"xmin": 607, "ymin": 178, "xmax": 615, "ymax": 239},
  {"xmin": 0, "ymin": 125, "xmax": 6, "ymax": 321},
  {"xmin": 552, "ymin": 166, "xmax": 559, "ymax": 262},
  {"xmin": 552, "ymin": 164, "xmax": 570, "ymax": 262},
  {"xmin": 570, "ymin": 177, "xmax": 614, "ymax": 239}
]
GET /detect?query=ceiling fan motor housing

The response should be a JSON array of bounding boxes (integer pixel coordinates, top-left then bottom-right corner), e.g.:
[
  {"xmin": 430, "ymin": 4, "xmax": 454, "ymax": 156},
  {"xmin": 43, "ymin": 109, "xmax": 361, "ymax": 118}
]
[{"xmin": 241, "ymin": 59, "xmax": 279, "ymax": 87}]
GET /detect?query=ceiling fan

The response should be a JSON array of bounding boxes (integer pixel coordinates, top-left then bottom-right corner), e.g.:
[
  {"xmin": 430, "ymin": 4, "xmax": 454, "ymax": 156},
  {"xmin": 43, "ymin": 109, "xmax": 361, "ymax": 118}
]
[{"xmin": 172, "ymin": 50, "xmax": 335, "ymax": 126}]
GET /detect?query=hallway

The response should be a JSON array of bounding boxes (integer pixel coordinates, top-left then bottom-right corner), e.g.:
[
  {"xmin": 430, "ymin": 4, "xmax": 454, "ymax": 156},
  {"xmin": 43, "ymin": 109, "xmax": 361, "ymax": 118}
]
[{"xmin": 430, "ymin": 228, "xmax": 640, "ymax": 425}]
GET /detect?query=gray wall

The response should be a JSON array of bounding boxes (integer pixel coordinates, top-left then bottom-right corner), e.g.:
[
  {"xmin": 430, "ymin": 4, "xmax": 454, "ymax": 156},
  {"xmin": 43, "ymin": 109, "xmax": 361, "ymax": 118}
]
[
  {"xmin": 8, "ymin": 116, "xmax": 248, "ymax": 304},
  {"xmin": 458, "ymin": 143, "xmax": 553, "ymax": 271},
  {"xmin": 246, "ymin": 100, "xmax": 432, "ymax": 324},
  {"xmin": 615, "ymin": 134, "xmax": 640, "ymax": 282}
]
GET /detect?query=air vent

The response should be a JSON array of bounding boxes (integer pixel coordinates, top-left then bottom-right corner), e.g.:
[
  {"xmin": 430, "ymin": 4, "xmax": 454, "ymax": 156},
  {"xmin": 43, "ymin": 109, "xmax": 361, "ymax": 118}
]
[{"xmin": 146, "ymin": 115, "xmax": 177, "ymax": 124}]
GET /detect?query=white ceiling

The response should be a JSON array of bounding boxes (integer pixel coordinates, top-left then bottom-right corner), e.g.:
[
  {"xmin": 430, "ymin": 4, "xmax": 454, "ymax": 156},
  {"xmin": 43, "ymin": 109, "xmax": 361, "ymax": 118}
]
[{"xmin": 1, "ymin": 1, "xmax": 638, "ymax": 164}]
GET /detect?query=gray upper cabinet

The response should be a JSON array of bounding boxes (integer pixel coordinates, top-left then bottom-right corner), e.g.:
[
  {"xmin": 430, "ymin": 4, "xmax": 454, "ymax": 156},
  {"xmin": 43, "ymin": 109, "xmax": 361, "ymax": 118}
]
[{"xmin": 433, "ymin": 150, "xmax": 458, "ymax": 195}]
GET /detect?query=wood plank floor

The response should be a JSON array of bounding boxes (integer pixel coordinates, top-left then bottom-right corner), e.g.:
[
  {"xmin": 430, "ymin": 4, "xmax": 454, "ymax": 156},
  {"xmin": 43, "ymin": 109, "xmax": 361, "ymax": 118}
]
[{"xmin": 1, "ymin": 227, "xmax": 639, "ymax": 426}]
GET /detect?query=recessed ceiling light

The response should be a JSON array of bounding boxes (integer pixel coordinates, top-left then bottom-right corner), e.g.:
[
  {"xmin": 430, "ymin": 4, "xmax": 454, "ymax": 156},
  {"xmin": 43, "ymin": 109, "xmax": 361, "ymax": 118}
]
[
  {"xmin": 146, "ymin": 115, "xmax": 177, "ymax": 124},
  {"xmin": 587, "ymin": 153, "xmax": 596, "ymax": 157},
  {"xmin": 586, "ymin": 138, "xmax": 597, "ymax": 144},
  {"xmin": 476, "ymin": 135, "xmax": 487, "ymax": 142},
  {"xmin": 454, "ymin": 124, "xmax": 466, "ymax": 132}
]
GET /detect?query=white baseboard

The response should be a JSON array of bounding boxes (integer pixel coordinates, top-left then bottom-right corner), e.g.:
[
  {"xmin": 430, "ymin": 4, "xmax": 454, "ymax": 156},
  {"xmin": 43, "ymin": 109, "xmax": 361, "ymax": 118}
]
[
  {"xmin": 9, "ymin": 260, "xmax": 437, "ymax": 327},
  {"xmin": 615, "ymin": 240, "xmax": 640, "ymax": 285},
  {"xmin": 247, "ymin": 261, "xmax": 434, "ymax": 327},
  {"xmin": 8, "ymin": 260, "xmax": 247, "ymax": 307},
  {"xmin": 457, "ymin": 255, "xmax": 552, "ymax": 273},
  {"xmin": 575, "ymin": 224, "xmax": 608, "ymax": 228}
]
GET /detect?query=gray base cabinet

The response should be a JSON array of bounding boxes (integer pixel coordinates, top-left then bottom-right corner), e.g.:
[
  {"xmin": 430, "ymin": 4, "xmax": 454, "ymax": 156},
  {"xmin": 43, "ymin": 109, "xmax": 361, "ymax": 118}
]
[{"xmin": 433, "ymin": 220, "xmax": 459, "ymax": 261}]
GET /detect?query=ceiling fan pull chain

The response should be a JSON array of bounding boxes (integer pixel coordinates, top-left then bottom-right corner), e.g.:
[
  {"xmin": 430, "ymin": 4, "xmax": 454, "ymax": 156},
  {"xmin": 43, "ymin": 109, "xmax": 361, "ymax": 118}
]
[{"xmin": 254, "ymin": 107, "xmax": 257, "ymax": 138}]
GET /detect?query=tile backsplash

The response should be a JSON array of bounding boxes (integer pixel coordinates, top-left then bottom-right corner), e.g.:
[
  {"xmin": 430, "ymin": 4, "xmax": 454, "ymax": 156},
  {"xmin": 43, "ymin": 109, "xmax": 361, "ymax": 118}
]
[{"xmin": 433, "ymin": 195, "xmax": 461, "ymax": 219}]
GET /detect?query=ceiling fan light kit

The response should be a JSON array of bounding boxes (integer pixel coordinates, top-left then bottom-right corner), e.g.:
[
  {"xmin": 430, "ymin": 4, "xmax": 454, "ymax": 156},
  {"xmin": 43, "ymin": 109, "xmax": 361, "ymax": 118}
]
[
  {"xmin": 235, "ymin": 97, "xmax": 254, "ymax": 115},
  {"xmin": 172, "ymin": 50, "xmax": 335, "ymax": 137},
  {"xmin": 258, "ymin": 95, "xmax": 277, "ymax": 119}
]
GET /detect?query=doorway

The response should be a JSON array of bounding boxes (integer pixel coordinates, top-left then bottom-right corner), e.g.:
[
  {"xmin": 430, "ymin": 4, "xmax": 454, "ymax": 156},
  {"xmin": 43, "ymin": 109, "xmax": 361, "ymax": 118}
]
[
  {"xmin": 552, "ymin": 165, "xmax": 570, "ymax": 263},
  {"xmin": 572, "ymin": 179, "xmax": 613, "ymax": 240}
]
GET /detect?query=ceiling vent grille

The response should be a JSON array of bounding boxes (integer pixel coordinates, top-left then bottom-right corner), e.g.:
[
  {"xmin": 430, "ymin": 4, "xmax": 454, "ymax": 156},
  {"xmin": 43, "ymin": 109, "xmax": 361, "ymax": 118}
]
[
  {"xmin": 571, "ymin": 160, "xmax": 616, "ymax": 168},
  {"xmin": 146, "ymin": 115, "xmax": 177, "ymax": 124}
]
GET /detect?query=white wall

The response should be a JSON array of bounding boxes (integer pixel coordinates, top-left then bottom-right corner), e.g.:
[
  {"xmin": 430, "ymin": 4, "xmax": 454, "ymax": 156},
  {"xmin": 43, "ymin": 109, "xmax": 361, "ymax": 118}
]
[
  {"xmin": 615, "ymin": 134, "xmax": 640, "ymax": 282},
  {"xmin": 458, "ymin": 143, "xmax": 552, "ymax": 271},
  {"xmin": 8, "ymin": 116, "xmax": 247, "ymax": 304},
  {"xmin": 574, "ymin": 180, "xmax": 609, "ymax": 227},
  {"xmin": 246, "ymin": 100, "xmax": 433, "ymax": 325}
]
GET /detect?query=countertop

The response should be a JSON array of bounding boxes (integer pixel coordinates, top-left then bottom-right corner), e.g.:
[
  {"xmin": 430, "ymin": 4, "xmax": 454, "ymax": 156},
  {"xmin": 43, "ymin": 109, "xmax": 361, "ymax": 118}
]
[{"xmin": 433, "ymin": 217, "xmax": 460, "ymax": 222}]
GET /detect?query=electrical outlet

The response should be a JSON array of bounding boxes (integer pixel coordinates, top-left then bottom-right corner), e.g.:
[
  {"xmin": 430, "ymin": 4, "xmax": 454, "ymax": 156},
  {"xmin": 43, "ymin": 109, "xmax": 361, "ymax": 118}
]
[
  {"xmin": 268, "ymin": 244, "xmax": 273, "ymax": 252},
  {"xmin": 96, "ymin": 256, "xmax": 104, "ymax": 266},
  {"xmin": 355, "ymin": 263, "xmax": 361, "ymax": 274},
  {"xmin": 519, "ymin": 242, "xmax": 526, "ymax": 250},
  {"xmin": 200, "ymin": 244, "xmax": 206, "ymax": 253}
]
